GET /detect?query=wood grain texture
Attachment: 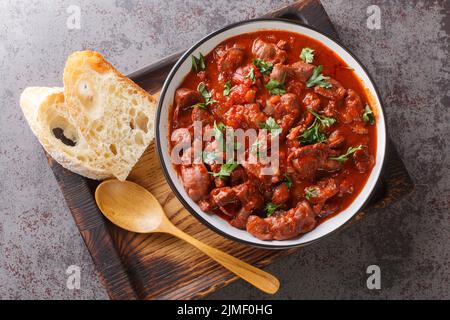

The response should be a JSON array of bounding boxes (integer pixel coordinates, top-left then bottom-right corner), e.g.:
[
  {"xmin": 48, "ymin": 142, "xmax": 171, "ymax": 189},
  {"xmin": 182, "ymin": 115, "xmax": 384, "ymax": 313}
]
[{"xmin": 47, "ymin": 0, "xmax": 414, "ymax": 300}]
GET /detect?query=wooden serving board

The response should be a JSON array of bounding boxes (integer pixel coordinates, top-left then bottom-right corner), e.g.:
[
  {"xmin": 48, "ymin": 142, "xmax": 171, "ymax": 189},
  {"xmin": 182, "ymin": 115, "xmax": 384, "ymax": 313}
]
[{"xmin": 47, "ymin": 0, "xmax": 414, "ymax": 300}]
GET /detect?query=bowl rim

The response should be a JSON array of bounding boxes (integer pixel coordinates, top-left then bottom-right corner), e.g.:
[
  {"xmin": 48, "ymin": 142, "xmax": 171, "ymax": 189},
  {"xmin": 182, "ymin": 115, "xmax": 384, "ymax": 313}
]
[{"xmin": 155, "ymin": 18, "xmax": 387, "ymax": 249}]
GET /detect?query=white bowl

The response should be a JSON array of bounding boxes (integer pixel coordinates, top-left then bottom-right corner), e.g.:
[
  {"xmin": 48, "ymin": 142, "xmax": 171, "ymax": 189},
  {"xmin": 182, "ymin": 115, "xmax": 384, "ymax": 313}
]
[{"xmin": 156, "ymin": 19, "xmax": 386, "ymax": 249}]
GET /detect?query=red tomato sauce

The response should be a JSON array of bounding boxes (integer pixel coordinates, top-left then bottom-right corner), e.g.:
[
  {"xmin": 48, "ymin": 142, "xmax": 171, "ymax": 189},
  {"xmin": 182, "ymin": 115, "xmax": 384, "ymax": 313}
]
[{"xmin": 169, "ymin": 30, "xmax": 376, "ymax": 241}]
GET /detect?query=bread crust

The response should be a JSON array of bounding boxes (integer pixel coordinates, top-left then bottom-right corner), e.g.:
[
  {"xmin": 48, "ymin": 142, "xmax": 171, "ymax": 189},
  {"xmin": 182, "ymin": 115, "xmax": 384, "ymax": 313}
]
[
  {"xmin": 20, "ymin": 51, "xmax": 157, "ymax": 181},
  {"xmin": 63, "ymin": 51, "xmax": 157, "ymax": 180},
  {"xmin": 20, "ymin": 87, "xmax": 112, "ymax": 180}
]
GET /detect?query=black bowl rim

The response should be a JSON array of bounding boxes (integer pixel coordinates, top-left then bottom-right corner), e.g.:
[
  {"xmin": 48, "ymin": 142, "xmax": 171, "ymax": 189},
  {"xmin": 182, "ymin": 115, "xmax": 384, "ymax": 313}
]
[{"xmin": 155, "ymin": 18, "xmax": 387, "ymax": 250}]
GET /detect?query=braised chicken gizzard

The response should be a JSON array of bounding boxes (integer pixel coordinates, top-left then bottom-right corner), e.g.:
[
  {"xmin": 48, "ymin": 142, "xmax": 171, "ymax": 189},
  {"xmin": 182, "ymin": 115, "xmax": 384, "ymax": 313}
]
[{"xmin": 170, "ymin": 31, "xmax": 376, "ymax": 241}]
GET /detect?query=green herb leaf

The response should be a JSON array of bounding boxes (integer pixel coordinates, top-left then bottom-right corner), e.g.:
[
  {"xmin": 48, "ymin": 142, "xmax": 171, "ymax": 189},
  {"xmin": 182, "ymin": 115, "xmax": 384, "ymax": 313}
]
[
  {"xmin": 213, "ymin": 121, "xmax": 225, "ymax": 141},
  {"xmin": 250, "ymin": 139, "xmax": 262, "ymax": 159},
  {"xmin": 306, "ymin": 65, "xmax": 332, "ymax": 88},
  {"xmin": 362, "ymin": 104, "xmax": 375, "ymax": 125},
  {"xmin": 308, "ymin": 109, "xmax": 336, "ymax": 128},
  {"xmin": 225, "ymin": 140, "xmax": 242, "ymax": 152},
  {"xmin": 202, "ymin": 151, "xmax": 218, "ymax": 164},
  {"xmin": 209, "ymin": 163, "xmax": 239, "ymax": 179},
  {"xmin": 212, "ymin": 121, "xmax": 227, "ymax": 151},
  {"xmin": 252, "ymin": 58, "xmax": 273, "ymax": 75},
  {"xmin": 300, "ymin": 47, "xmax": 315, "ymax": 64},
  {"xmin": 223, "ymin": 80, "xmax": 232, "ymax": 96},
  {"xmin": 284, "ymin": 174, "xmax": 293, "ymax": 188},
  {"xmin": 244, "ymin": 67, "xmax": 256, "ymax": 82},
  {"xmin": 191, "ymin": 103, "xmax": 207, "ymax": 109},
  {"xmin": 298, "ymin": 110, "xmax": 336, "ymax": 145},
  {"xmin": 198, "ymin": 82, "xmax": 213, "ymax": 102},
  {"xmin": 259, "ymin": 117, "xmax": 282, "ymax": 136},
  {"xmin": 304, "ymin": 187, "xmax": 318, "ymax": 200},
  {"xmin": 265, "ymin": 79, "xmax": 287, "ymax": 95},
  {"xmin": 193, "ymin": 82, "xmax": 217, "ymax": 108},
  {"xmin": 329, "ymin": 145, "xmax": 364, "ymax": 163},
  {"xmin": 191, "ymin": 53, "xmax": 206, "ymax": 72},
  {"xmin": 265, "ymin": 202, "xmax": 281, "ymax": 217},
  {"xmin": 298, "ymin": 119, "xmax": 327, "ymax": 145}
]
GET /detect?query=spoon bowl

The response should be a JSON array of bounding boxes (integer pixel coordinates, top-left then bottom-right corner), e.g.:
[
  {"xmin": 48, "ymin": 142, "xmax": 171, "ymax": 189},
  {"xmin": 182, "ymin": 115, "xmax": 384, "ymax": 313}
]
[
  {"xmin": 96, "ymin": 179, "xmax": 164, "ymax": 233},
  {"xmin": 95, "ymin": 179, "xmax": 280, "ymax": 295}
]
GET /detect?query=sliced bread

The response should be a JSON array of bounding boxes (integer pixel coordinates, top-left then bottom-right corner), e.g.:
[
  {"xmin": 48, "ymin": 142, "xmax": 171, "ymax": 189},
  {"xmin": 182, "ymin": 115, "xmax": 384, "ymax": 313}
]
[
  {"xmin": 62, "ymin": 51, "xmax": 157, "ymax": 180},
  {"xmin": 20, "ymin": 87, "xmax": 112, "ymax": 180}
]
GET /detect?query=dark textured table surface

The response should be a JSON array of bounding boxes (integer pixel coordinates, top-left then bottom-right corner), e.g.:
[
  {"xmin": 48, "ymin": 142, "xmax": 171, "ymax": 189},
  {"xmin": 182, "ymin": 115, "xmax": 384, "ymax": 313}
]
[{"xmin": 0, "ymin": 0, "xmax": 448, "ymax": 299}]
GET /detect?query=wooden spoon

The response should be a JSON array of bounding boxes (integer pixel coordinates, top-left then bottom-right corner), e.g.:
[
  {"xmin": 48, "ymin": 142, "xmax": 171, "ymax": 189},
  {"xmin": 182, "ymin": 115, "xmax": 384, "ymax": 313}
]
[{"xmin": 95, "ymin": 179, "xmax": 280, "ymax": 295}]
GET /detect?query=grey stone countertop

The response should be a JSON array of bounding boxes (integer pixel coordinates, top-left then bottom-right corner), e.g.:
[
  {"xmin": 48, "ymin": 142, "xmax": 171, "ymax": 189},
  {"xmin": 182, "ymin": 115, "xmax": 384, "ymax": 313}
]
[{"xmin": 0, "ymin": 0, "xmax": 448, "ymax": 299}]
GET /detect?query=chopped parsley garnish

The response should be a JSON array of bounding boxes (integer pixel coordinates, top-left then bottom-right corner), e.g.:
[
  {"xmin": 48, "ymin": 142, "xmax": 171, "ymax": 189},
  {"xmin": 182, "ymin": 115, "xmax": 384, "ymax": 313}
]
[
  {"xmin": 244, "ymin": 67, "xmax": 256, "ymax": 82},
  {"xmin": 299, "ymin": 120, "xmax": 327, "ymax": 145},
  {"xmin": 308, "ymin": 109, "xmax": 336, "ymax": 128},
  {"xmin": 213, "ymin": 121, "xmax": 226, "ymax": 139},
  {"xmin": 362, "ymin": 104, "xmax": 375, "ymax": 125},
  {"xmin": 265, "ymin": 79, "xmax": 286, "ymax": 96},
  {"xmin": 306, "ymin": 65, "xmax": 332, "ymax": 88},
  {"xmin": 198, "ymin": 82, "xmax": 214, "ymax": 102},
  {"xmin": 298, "ymin": 110, "xmax": 336, "ymax": 145},
  {"xmin": 191, "ymin": 103, "xmax": 207, "ymax": 109},
  {"xmin": 225, "ymin": 140, "xmax": 242, "ymax": 153},
  {"xmin": 300, "ymin": 47, "xmax": 315, "ymax": 64},
  {"xmin": 265, "ymin": 202, "xmax": 281, "ymax": 217},
  {"xmin": 212, "ymin": 120, "xmax": 226, "ymax": 150},
  {"xmin": 202, "ymin": 151, "xmax": 218, "ymax": 164},
  {"xmin": 250, "ymin": 139, "xmax": 261, "ymax": 157},
  {"xmin": 191, "ymin": 53, "xmax": 206, "ymax": 72},
  {"xmin": 223, "ymin": 80, "xmax": 232, "ymax": 96},
  {"xmin": 329, "ymin": 145, "xmax": 364, "ymax": 163},
  {"xmin": 252, "ymin": 58, "xmax": 273, "ymax": 75},
  {"xmin": 305, "ymin": 187, "xmax": 318, "ymax": 200},
  {"xmin": 193, "ymin": 82, "xmax": 217, "ymax": 108},
  {"xmin": 209, "ymin": 163, "xmax": 239, "ymax": 179},
  {"xmin": 284, "ymin": 174, "xmax": 293, "ymax": 188},
  {"xmin": 259, "ymin": 117, "xmax": 282, "ymax": 136}
]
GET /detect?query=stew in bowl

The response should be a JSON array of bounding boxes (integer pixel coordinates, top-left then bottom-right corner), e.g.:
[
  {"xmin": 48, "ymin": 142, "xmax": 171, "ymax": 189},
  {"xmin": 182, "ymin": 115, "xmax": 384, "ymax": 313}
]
[{"xmin": 157, "ymin": 20, "xmax": 386, "ymax": 248}]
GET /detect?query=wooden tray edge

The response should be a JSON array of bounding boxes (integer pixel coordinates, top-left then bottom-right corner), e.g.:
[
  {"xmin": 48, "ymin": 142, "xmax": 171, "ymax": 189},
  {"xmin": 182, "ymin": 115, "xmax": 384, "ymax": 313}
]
[{"xmin": 46, "ymin": 156, "xmax": 138, "ymax": 299}]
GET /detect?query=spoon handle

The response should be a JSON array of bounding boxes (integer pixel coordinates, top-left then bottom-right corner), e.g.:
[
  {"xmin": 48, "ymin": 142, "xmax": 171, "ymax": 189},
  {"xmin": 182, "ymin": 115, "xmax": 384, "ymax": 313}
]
[{"xmin": 166, "ymin": 225, "xmax": 280, "ymax": 294}]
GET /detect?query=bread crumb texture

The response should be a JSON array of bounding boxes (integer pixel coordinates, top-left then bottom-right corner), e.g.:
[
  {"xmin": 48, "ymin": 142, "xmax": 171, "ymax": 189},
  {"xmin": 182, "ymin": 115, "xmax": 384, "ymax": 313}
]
[{"xmin": 20, "ymin": 51, "xmax": 157, "ymax": 181}]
